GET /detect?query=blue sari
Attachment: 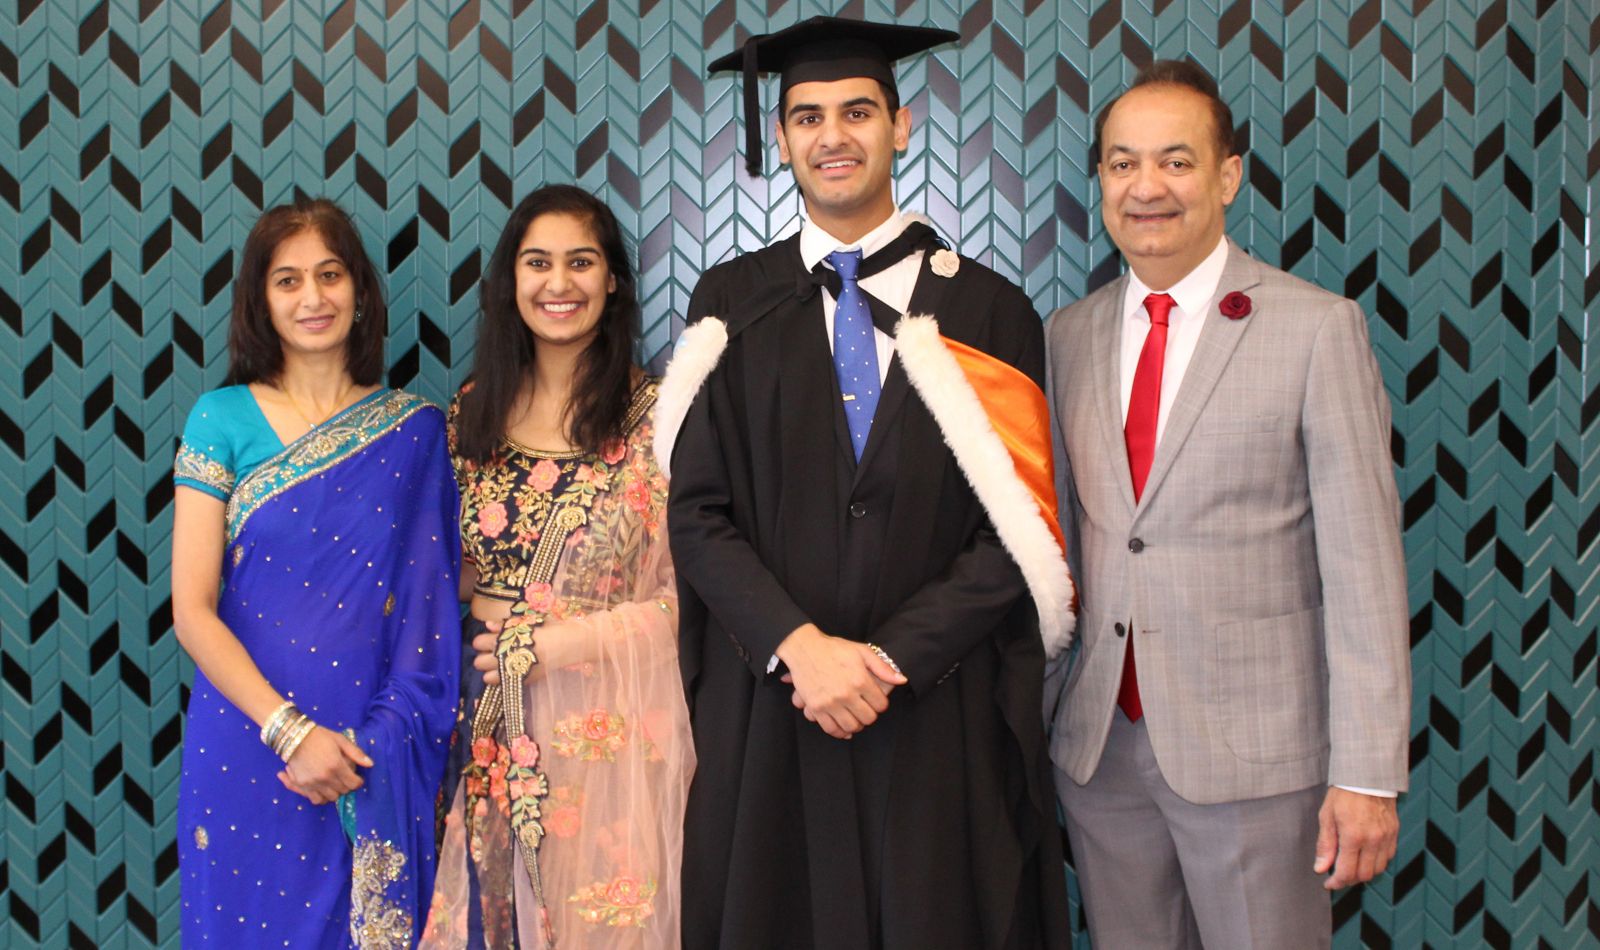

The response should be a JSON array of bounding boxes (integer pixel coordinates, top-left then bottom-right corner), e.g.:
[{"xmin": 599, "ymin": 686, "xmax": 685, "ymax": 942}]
[{"xmin": 175, "ymin": 387, "xmax": 461, "ymax": 948}]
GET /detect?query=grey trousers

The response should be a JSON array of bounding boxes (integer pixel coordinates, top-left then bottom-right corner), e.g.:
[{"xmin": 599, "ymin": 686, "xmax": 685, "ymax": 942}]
[{"xmin": 1057, "ymin": 710, "xmax": 1331, "ymax": 949}]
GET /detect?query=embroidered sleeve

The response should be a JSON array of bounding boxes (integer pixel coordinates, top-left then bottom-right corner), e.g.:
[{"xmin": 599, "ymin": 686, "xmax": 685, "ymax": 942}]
[
  {"xmin": 174, "ymin": 442, "xmax": 236, "ymax": 500},
  {"xmin": 173, "ymin": 393, "xmax": 237, "ymax": 501}
]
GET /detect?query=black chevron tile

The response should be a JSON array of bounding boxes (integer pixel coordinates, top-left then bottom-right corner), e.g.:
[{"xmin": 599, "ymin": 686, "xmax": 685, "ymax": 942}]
[
  {"xmin": 48, "ymin": 63, "xmax": 79, "ymax": 117},
  {"xmin": 263, "ymin": 92, "xmax": 293, "ymax": 146},
  {"xmin": 448, "ymin": 0, "xmax": 479, "ymax": 50},
  {"xmin": 1054, "ymin": 56, "xmax": 1086, "ymax": 113},
  {"xmin": 387, "ymin": 216, "xmax": 417, "ymax": 270},
  {"xmin": 355, "ymin": 153, "xmax": 386, "ymax": 206},
  {"xmin": 19, "ymin": 95, "xmax": 48, "ymax": 148},
  {"xmin": 482, "ymin": 28, "xmax": 513, "ymax": 81},
  {"xmin": 51, "ymin": 313, "xmax": 80, "ymax": 366},
  {"xmin": 452, "ymin": 122, "xmax": 481, "ymax": 178},
  {"xmin": 1122, "ymin": 23, "xmax": 1153, "ymax": 69},
  {"xmin": 231, "ymin": 156, "xmax": 262, "ymax": 208},
  {"xmin": 109, "ymin": 29, "xmax": 138, "ymax": 82},
  {"xmin": 355, "ymin": 26, "xmax": 385, "ymax": 81},
  {"xmin": 513, "ymin": 91, "xmax": 546, "ymax": 144},
  {"xmin": 0, "ymin": 164, "xmax": 17, "ymax": 212},
  {"xmin": 325, "ymin": 0, "xmax": 355, "ymax": 50},
  {"xmin": 480, "ymin": 154, "xmax": 511, "ymax": 208},
  {"xmin": 545, "ymin": 60, "xmax": 576, "ymax": 113},
  {"xmin": 388, "ymin": 89, "xmax": 417, "ymax": 145},
  {"xmin": 1534, "ymin": 94, "xmax": 1563, "ymax": 146},
  {"xmin": 80, "ymin": 125, "xmax": 109, "ymax": 178},
  {"xmin": 324, "ymin": 121, "xmax": 354, "ymax": 176},
  {"xmin": 578, "ymin": 0, "xmax": 607, "ymax": 46},
  {"xmin": 294, "ymin": 59, "xmax": 324, "ymax": 114}
]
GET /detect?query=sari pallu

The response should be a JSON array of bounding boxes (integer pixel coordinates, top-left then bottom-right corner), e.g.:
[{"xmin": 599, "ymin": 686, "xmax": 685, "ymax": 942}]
[
  {"xmin": 424, "ymin": 397, "xmax": 694, "ymax": 949},
  {"xmin": 178, "ymin": 390, "xmax": 461, "ymax": 949}
]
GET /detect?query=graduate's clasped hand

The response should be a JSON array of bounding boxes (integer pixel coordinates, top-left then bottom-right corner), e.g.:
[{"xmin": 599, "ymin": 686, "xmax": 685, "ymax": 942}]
[{"xmin": 775, "ymin": 623, "xmax": 908, "ymax": 739}]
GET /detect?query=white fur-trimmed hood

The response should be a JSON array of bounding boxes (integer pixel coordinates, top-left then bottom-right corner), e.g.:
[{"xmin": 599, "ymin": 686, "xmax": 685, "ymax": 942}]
[
  {"xmin": 894, "ymin": 315, "xmax": 1077, "ymax": 658},
  {"xmin": 652, "ymin": 318, "xmax": 729, "ymax": 478}
]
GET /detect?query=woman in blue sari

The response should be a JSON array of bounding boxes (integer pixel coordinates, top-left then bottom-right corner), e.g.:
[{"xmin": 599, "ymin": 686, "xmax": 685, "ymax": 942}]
[{"xmin": 171, "ymin": 197, "xmax": 461, "ymax": 947}]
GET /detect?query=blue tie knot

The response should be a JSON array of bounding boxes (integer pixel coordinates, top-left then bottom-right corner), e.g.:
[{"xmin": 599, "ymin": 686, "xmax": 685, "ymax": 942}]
[{"xmin": 828, "ymin": 248, "xmax": 863, "ymax": 281}]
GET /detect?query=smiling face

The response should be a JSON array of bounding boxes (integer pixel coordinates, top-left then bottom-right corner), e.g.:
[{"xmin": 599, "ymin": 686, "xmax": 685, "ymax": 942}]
[
  {"xmin": 515, "ymin": 212, "xmax": 616, "ymax": 354},
  {"xmin": 1098, "ymin": 83, "xmax": 1242, "ymax": 289},
  {"xmin": 264, "ymin": 229, "xmax": 358, "ymax": 362},
  {"xmin": 775, "ymin": 76, "xmax": 910, "ymax": 241}
]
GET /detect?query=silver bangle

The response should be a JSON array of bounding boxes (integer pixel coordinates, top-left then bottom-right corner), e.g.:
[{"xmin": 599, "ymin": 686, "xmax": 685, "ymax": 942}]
[
  {"xmin": 276, "ymin": 716, "xmax": 318, "ymax": 763},
  {"xmin": 260, "ymin": 701, "xmax": 298, "ymax": 747}
]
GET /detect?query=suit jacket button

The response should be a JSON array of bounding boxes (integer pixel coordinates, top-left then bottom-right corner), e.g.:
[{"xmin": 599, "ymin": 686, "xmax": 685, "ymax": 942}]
[
  {"xmin": 849, "ymin": 502, "xmax": 867, "ymax": 519},
  {"xmin": 1114, "ymin": 622, "xmax": 1126, "ymax": 637},
  {"xmin": 1128, "ymin": 538, "xmax": 1144, "ymax": 553}
]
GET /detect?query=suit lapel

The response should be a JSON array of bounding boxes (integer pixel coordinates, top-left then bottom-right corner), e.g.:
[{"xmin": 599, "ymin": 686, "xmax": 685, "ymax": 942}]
[
  {"xmin": 1134, "ymin": 242, "xmax": 1263, "ymax": 514},
  {"xmin": 1090, "ymin": 274, "xmax": 1138, "ymax": 515}
]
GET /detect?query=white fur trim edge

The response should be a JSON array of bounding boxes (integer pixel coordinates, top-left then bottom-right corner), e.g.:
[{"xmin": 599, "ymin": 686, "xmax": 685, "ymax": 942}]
[
  {"xmin": 652, "ymin": 318, "xmax": 729, "ymax": 479},
  {"xmin": 894, "ymin": 315, "xmax": 1077, "ymax": 657}
]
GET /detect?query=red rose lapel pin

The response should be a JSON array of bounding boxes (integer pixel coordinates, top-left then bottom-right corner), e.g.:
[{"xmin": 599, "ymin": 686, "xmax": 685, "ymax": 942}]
[{"xmin": 1219, "ymin": 291, "xmax": 1252, "ymax": 319}]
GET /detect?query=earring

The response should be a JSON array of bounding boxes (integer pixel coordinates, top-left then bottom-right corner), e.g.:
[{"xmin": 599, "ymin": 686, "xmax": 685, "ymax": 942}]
[{"xmin": 353, "ymin": 308, "xmax": 363, "ymax": 323}]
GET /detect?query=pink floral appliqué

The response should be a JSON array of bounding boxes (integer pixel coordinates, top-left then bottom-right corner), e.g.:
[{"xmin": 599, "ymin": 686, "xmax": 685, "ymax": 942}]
[
  {"xmin": 624, "ymin": 478, "xmax": 651, "ymax": 514},
  {"xmin": 523, "ymin": 582, "xmax": 556, "ymax": 613},
  {"xmin": 601, "ymin": 440, "xmax": 627, "ymax": 465},
  {"xmin": 528, "ymin": 458, "xmax": 562, "ymax": 492},
  {"xmin": 477, "ymin": 501, "xmax": 509, "ymax": 538},
  {"xmin": 568, "ymin": 875, "xmax": 657, "ymax": 928},
  {"xmin": 510, "ymin": 734, "xmax": 540, "ymax": 768},
  {"xmin": 552, "ymin": 709, "xmax": 628, "ymax": 761}
]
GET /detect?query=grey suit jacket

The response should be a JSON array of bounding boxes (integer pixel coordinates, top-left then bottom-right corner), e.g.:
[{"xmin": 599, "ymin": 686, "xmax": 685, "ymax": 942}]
[{"xmin": 1045, "ymin": 241, "xmax": 1411, "ymax": 805}]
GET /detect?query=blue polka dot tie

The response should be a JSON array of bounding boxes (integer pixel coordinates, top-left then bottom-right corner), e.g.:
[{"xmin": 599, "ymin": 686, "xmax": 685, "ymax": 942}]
[{"xmin": 827, "ymin": 248, "xmax": 880, "ymax": 460}]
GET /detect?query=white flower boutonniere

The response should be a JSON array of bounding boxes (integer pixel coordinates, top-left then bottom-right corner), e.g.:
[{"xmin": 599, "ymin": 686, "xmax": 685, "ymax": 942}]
[{"xmin": 930, "ymin": 249, "xmax": 960, "ymax": 278}]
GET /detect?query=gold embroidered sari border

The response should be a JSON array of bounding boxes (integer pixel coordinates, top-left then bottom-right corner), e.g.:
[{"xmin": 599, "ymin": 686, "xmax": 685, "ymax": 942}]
[{"xmin": 224, "ymin": 391, "xmax": 432, "ymax": 542}]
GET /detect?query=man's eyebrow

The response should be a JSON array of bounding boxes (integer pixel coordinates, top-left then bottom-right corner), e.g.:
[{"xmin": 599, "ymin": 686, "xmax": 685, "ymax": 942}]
[
  {"xmin": 786, "ymin": 96, "xmax": 882, "ymax": 119},
  {"xmin": 1103, "ymin": 143, "xmax": 1197, "ymax": 156}
]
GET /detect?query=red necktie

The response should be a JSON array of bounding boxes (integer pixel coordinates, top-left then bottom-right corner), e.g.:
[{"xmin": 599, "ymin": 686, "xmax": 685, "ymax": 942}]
[{"xmin": 1117, "ymin": 292, "xmax": 1173, "ymax": 722}]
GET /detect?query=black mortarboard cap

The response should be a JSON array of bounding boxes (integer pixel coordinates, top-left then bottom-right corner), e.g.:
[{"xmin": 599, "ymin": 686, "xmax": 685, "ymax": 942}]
[{"xmin": 708, "ymin": 16, "xmax": 959, "ymax": 177}]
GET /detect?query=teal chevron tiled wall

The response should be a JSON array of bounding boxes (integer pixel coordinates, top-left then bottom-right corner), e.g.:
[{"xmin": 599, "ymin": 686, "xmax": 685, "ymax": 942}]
[{"xmin": 0, "ymin": 1, "xmax": 1594, "ymax": 946}]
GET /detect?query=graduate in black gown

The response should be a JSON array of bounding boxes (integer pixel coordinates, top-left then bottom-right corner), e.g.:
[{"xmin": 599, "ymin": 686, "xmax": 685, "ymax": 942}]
[{"xmin": 655, "ymin": 17, "xmax": 1075, "ymax": 950}]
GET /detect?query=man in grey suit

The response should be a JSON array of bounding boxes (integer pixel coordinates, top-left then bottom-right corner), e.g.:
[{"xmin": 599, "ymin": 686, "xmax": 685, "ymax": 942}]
[{"xmin": 1045, "ymin": 61, "xmax": 1411, "ymax": 948}]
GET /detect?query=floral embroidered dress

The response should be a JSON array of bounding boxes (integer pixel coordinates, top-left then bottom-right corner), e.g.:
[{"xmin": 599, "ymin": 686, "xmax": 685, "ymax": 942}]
[
  {"xmin": 422, "ymin": 379, "xmax": 694, "ymax": 949},
  {"xmin": 174, "ymin": 386, "xmax": 461, "ymax": 948}
]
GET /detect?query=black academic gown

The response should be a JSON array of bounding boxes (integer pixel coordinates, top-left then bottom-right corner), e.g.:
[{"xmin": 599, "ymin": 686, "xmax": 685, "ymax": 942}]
[{"xmin": 669, "ymin": 232, "xmax": 1070, "ymax": 950}]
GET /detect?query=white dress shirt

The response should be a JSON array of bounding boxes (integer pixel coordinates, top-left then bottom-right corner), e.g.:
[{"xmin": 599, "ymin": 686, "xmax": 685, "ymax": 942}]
[
  {"xmin": 1117, "ymin": 237, "xmax": 1227, "ymax": 435},
  {"xmin": 1118, "ymin": 237, "xmax": 1395, "ymax": 800},
  {"xmin": 799, "ymin": 208, "xmax": 926, "ymax": 386}
]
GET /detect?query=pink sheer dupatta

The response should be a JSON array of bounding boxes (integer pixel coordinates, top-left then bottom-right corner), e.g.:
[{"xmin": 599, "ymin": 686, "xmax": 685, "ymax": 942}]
[{"xmin": 425, "ymin": 403, "xmax": 694, "ymax": 949}]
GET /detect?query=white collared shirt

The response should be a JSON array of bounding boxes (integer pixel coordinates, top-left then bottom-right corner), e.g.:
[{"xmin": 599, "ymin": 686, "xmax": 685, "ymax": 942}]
[
  {"xmin": 1117, "ymin": 236, "xmax": 1229, "ymax": 441},
  {"xmin": 799, "ymin": 208, "xmax": 926, "ymax": 386}
]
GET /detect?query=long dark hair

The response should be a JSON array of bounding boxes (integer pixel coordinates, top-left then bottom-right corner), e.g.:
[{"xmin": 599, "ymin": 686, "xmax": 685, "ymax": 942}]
[
  {"xmin": 454, "ymin": 185, "xmax": 641, "ymax": 461},
  {"xmin": 223, "ymin": 197, "xmax": 387, "ymax": 386}
]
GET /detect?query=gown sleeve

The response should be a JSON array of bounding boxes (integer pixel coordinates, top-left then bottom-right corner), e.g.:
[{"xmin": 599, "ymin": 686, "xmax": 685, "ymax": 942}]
[{"xmin": 339, "ymin": 406, "xmax": 464, "ymax": 949}]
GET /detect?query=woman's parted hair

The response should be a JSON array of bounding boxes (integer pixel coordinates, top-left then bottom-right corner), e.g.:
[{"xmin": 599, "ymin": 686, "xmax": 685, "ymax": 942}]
[
  {"xmin": 224, "ymin": 197, "xmax": 387, "ymax": 386},
  {"xmin": 453, "ymin": 184, "xmax": 642, "ymax": 462}
]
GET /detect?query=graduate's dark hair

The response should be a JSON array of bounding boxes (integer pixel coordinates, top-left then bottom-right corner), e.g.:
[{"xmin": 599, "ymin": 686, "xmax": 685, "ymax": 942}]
[
  {"xmin": 454, "ymin": 184, "xmax": 641, "ymax": 462},
  {"xmin": 779, "ymin": 80, "xmax": 901, "ymax": 125},
  {"xmin": 1092, "ymin": 59, "xmax": 1236, "ymax": 162},
  {"xmin": 225, "ymin": 197, "xmax": 387, "ymax": 386}
]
